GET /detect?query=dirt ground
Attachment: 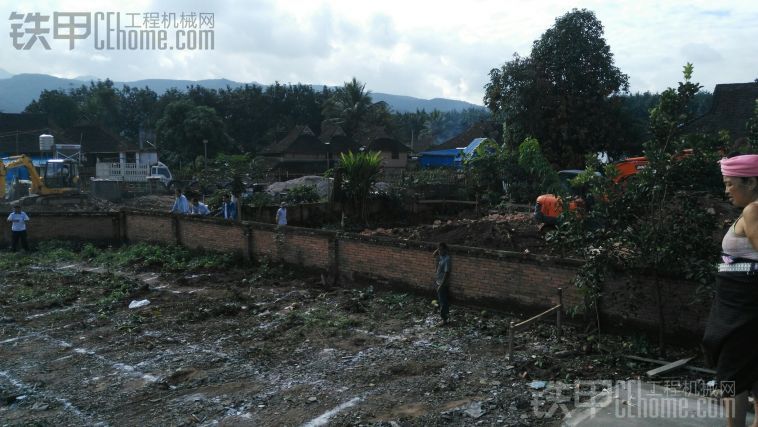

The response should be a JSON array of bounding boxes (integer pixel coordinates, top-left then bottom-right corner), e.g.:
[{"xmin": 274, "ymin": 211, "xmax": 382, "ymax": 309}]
[
  {"xmin": 0, "ymin": 250, "xmax": 704, "ymax": 427},
  {"xmin": 361, "ymin": 212, "xmax": 548, "ymax": 254}
]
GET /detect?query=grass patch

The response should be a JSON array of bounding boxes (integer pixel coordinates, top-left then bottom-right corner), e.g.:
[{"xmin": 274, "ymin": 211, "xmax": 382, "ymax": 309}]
[{"xmin": 90, "ymin": 242, "xmax": 240, "ymax": 272}]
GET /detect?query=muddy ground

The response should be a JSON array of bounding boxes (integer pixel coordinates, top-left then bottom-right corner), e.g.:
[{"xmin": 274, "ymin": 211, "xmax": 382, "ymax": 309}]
[
  {"xmin": 0, "ymin": 247, "xmax": 705, "ymax": 427},
  {"xmin": 360, "ymin": 212, "xmax": 546, "ymax": 254}
]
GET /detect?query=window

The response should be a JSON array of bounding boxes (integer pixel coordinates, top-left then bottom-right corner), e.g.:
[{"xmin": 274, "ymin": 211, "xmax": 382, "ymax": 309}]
[{"xmin": 391, "ymin": 150, "xmax": 399, "ymax": 159}]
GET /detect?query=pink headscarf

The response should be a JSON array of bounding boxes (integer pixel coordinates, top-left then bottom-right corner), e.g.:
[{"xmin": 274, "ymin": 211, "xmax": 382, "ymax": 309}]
[{"xmin": 720, "ymin": 155, "xmax": 758, "ymax": 177}]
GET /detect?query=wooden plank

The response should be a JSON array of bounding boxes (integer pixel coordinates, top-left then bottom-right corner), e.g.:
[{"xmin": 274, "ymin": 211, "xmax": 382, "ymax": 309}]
[
  {"xmin": 624, "ymin": 355, "xmax": 715, "ymax": 375},
  {"xmin": 513, "ymin": 305, "xmax": 561, "ymax": 330},
  {"xmin": 644, "ymin": 357, "xmax": 694, "ymax": 377}
]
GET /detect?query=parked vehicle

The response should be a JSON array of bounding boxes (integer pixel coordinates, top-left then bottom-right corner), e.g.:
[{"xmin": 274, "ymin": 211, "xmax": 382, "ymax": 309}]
[
  {"xmin": 1, "ymin": 155, "xmax": 85, "ymax": 205},
  {"xmin": 96, "ymin": 160, "xmax": 174, "ymax": 189},
  {"xmin": 534, "ymin": 157, "xmax": 648, "ymax": 225}
]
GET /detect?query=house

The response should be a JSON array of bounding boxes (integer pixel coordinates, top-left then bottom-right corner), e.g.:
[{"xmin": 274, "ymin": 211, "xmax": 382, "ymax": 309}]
[
  {"xmin": 433, "ymin": 120, "xmax": 501, "ymax": 151},
  {"xmin": 685, "ymin": 82, "xmax": 758, "ymax": 143},
  {"xmin": 261, "ymin": 125, "xmax": 360, "ymax": 178},
  {"xmin": 418, "ymin": 137, "xmax": 496, "ymax": 169},
  {"xmin": 0, "ymin": 113, "xmax": 154, "ymax": 179},
  {"xmin": 365, "ymin": 136, "xmax": 410, "ymax": 178}
]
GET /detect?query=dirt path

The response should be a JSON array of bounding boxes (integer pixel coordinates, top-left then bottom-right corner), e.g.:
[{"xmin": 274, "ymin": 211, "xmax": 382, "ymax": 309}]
[{"xmin": 1, "ymin": 259, "xmax": 700, "ymax": 426}]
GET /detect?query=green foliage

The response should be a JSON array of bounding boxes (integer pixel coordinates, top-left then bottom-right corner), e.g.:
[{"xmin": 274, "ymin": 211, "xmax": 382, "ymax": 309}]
[
  {"xmin": 339, "ymin": 150, "xmax": 383, "ymax": 222},
  {"xmin": 285, "ymin": 184, "xmax": 320, "ymax": 203},
  {"xmin": 156, "ymin": 101, "xmax": 232, "ymax": 164},
  {"xmin": 746, "ymin": 99, "xmax": 758, "ymax": 150},
  {"xmin": 550, "ymin": 64, "xmax": 727, "ymax": 334},
  {"xmin": 484, "ymin": 8, "xmax": 629, "ymax": 167},
  {"xmin": 93, "ymin": 242, "xmax": 239, "ymax": 272},
  {"xmin": 463, "ymin": 139, "xmax": 505, "ymax": 198},
  {"xmin": 322, "ymin": 78, "xmax": 375, "ymax": 138}
]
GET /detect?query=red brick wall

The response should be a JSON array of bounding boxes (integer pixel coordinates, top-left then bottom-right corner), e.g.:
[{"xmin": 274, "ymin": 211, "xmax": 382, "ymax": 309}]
[
  {"xmin": 252, "ymin": 229, "xmax": 277, "ymax": 258},
  {"xmin": 277, "ymin": 232, "xmax": 330, "ymax": 268},
  {"xmin": 337, "ymin": 236, "xmax": 583, "ymax": 311},
  {"xmin": 601, "ymin": 275, "xmax": 711, "ymax": 335},
  {"xmin": 125, "ymin": 213, "xmax": 175, "ymax": 244},
  {"xmin": 1, "ymin": 213, "xmax": 117, "ymax": 244},
  {"xmin": 179, "ymin": 218, "xmax": 248, "ymax": 256}
]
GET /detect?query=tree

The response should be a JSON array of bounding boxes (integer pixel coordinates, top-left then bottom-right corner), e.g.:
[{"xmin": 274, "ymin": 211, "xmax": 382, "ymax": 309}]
[
  {"xmin": 484, "ymin": 9, "xmax": 629, "ymax": 167},
  {"xmin": 323, "ymin": 78, "xmax": 374, "ymax": 138},
  {"xmin": 24, "ymin": 89, "xmax": 80, "ymax": 128},
  {"xmin": 338, "ymin": 150, "xmax": 382, "ymax": 223},
  {"xmin": 550, "ymin": 64, "xmax": 727, "ymax": 353},
  {"xmin": 155, "ymin": 101, "xmax": 231, "ymax": 165}
]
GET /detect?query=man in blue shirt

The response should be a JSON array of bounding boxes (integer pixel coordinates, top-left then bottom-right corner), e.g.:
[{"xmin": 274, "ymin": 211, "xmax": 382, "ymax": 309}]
[
  {"xmin": 170, "ymin": 189, "xmax": 190, "ymax": 214},
  {"xmin": 217, "ymin": 194, "xmax": 237, "ymax": 220},
  {"xmin": 190, "ymin": 198, "xmax": 211, "ymax": 215}
]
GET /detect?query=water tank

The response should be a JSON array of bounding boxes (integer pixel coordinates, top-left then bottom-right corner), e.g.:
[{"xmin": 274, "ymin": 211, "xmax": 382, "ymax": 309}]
[{"xmin": 39, "ymin": 134, "xmax": 54, "ymax": 151}]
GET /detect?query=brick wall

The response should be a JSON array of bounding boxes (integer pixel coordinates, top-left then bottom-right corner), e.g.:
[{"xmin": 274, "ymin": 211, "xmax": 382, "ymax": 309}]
[
  {"xmin": 179, "ymin": 218, "xmax": 248, "ymax": 256},
  {"xmin": 1, "ymin": 212, "xmax": 117, "ymax": 245},
  {"xmin": 124, "ymin": 212, "xmax": 175, "ymax": 244},
  {"xmin": 1, "ymin": 209, "xmax": 713, "ymax": 336}
]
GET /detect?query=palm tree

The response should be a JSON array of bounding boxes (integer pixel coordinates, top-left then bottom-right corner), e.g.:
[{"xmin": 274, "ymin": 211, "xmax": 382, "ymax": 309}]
[{"xmin": 323, "ymin": 78, "xmax": 373, "ymax": 138}]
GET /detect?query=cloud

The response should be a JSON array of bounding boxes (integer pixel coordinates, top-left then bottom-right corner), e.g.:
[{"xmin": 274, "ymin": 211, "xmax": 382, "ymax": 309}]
[{"xmin": 1, "ymin": 0, "xmax": 758, "ymax": 103}]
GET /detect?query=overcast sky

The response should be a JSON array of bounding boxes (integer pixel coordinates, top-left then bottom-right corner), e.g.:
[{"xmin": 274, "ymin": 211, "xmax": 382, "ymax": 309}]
[{"xmin": 1, "ymin": 0, "xmax": 757, "ymax": 105}]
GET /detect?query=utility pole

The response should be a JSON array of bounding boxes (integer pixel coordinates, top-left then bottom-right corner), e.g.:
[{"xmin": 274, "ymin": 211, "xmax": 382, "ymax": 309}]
[{"xmin": 203, "ymin": 139, "xmax": 208, "ymax": 168}]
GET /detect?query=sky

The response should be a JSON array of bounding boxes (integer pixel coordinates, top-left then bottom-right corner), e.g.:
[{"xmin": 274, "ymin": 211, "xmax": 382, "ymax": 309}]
[{"xmin": 1, "ymin": 0, "xmax": 757, "ymax": 105}]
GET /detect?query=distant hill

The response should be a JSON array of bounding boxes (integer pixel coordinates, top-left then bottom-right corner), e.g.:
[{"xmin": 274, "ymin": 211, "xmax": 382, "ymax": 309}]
[{"xmin": 0, "ymin": 73, "xmax": 484, "ymax": 114}]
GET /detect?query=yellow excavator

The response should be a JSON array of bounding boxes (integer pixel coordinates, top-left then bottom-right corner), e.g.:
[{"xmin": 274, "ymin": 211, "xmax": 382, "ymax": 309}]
[{"xmin": 1, "ymin": 155, "xmax": 83, "ymax": 205}]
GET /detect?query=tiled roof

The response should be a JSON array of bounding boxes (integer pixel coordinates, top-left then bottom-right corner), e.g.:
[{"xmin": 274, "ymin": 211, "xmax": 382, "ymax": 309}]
[
  {"xmin": 367, "ymin": 137, "xmax": 411, "ymax": 153},
  {"xmin": 262, "ymin": 125, "xmax": 319, "ymax": 155},
  {"xmin": 60, "ymin": 125, "xmax": 140, "ymax": 153},
  {"xmin": 685, "ymin": 82, "xmax": 758, "ymax": 141},
  {"xmin": 0, "ymin": 113, "xmax": 54, "ymax": 154},
  {"xmin": 435, "ymin": 121, "xmax": 500, "ymax": 150}
]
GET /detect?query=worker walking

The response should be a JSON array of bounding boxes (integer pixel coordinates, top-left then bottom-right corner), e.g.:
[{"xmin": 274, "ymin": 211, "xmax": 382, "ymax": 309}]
[
  {"xmin": 433, "ymin": 242, "xmax": 452, "ymax": 326},
  {"xmin": 276, "ymin": 202, "xmax": 288, "ymax": 226},
  {"xmin": 7, "ymin": 205, "xmax": 30, "ymax": 252},
  {"xmin": 170, "ymin": 188, "xmax": 190, "ymax": 214}
]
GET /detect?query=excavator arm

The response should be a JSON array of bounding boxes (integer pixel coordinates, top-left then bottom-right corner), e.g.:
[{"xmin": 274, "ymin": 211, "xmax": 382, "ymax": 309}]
[{"xmin": 0, "ymin": 155, "xmax": 43, "ymax": 198}]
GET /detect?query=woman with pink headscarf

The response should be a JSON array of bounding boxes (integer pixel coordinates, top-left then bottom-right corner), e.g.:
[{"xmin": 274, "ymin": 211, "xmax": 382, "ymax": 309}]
[{"xmin": 703, "ymin": 153, "xmax": 758, "ymax": 427}]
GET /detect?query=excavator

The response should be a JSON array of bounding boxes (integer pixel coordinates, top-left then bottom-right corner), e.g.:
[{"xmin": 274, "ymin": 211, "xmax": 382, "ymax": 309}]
[
  {"xmin": 0, "ymin": 155, "xmax": 84, "ymax": 206},
  {"xmin": 534, "ymin": 156, "xmax": 649, "ymax": 225},
  {"xmin": 533, "ymin": 150, "xmax": 694, "ymax": 225}
]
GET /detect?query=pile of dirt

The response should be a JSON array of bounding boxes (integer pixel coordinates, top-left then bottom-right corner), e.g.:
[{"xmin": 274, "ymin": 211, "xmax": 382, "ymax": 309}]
[
  {"xmin": 362, "ymin": 212, "xmax": 547, "ymax": 253},
  {"xmin": 118, "ymin": 194, "xmax": 177, "ymax": 212}
]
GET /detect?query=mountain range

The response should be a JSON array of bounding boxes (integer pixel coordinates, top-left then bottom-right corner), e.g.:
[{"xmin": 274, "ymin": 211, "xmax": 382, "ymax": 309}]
[{"xmin": 0, "ymin": 70, "xmax": 484, "ymax": 114}]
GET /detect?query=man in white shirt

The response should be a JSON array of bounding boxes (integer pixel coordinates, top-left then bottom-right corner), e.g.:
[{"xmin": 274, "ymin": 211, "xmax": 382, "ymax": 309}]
[
  {"xmin": 170, "ymin": 188, "xmax": 190, "ymax": 214},
  {"xmin": 276, "ymin": 202, "xmax": 287, "ymax": 226},
  {"xmin": 190, "ymin": 198, "xmax": 211, "ymax": 215},
  {"xmin": 7, "ymin": 205, "xmax": 30, "ymax": 252}
]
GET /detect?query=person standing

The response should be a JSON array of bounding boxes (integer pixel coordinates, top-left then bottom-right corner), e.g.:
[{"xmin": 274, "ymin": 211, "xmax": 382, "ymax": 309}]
[
  {"xmin": 7, "ymin": 205, "xmax": 30, "ymax": 252},
  {"xmin": 276, "ymin": 202, "xmax": 288, "ymax": 226},
  {"xmin": 217, "ymin": 194, "xmax": 237, "ymax": 220},
  {"xmin": 703, "ymin": 153, "xmax": 758, "ymax": 427},
  {"xmin": 433, "ymin": 242, "xmax": 452, "ymax": 326},
  {"xmin": 170, "ymin": 188, "xmax": 190, "ymax": 214},
  {"xmin": 190, "ymin": 197, "xmax": 211, "ymax": 215}
]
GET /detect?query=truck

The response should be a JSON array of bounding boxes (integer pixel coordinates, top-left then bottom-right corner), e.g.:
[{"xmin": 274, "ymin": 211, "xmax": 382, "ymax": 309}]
[
  {"xmin": 95, "ymin": 160, "xmax": 174, "ymax": 189},
  {"xmin": 1, "ymin": 155, "xmax": 84, "ymax": 205}
]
